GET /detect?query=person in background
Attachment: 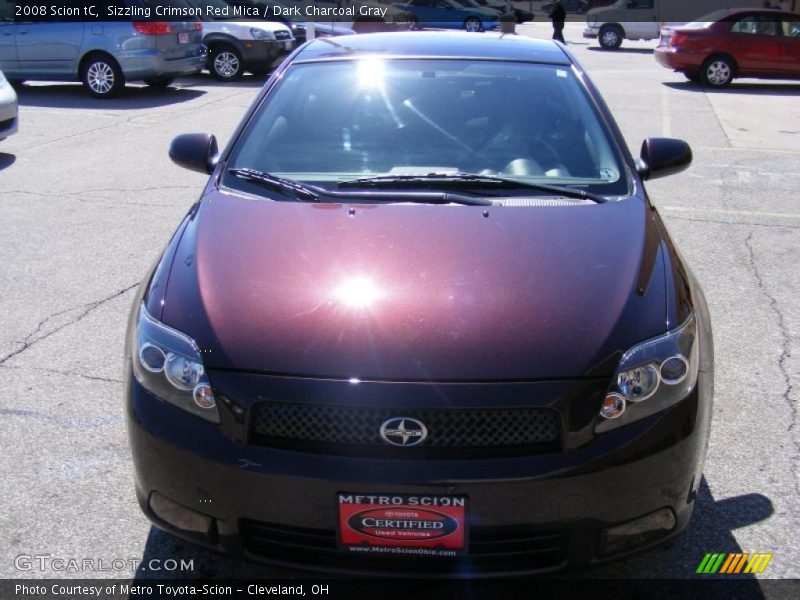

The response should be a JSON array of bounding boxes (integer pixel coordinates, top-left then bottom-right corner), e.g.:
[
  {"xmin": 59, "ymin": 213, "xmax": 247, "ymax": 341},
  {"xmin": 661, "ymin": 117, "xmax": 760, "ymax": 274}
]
[{"xmin": 549, "ymin": 0, "xmax": 567, "ymax": 44}]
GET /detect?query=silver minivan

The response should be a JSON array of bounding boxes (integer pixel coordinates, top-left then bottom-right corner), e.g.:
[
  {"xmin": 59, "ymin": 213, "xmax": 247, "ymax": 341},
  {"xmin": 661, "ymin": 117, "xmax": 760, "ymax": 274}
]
[{"xmin": 0, "ymin": 0, "xmax": 206, "ymax": 98}]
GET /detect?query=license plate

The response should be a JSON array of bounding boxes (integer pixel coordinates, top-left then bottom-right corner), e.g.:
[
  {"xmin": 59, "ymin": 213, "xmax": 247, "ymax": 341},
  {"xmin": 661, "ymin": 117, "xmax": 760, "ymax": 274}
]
[
  {"xmin": 337, "ymin": 493, "xmax": 467, "ymax": 557},
  {"xmin": 178, "ymin": 32, "xmax": 189, "ymax": 44}
]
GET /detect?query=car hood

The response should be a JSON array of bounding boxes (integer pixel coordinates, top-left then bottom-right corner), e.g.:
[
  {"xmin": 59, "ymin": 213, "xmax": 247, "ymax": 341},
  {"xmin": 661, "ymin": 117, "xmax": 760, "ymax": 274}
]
[{"xmin": 159, "ymin": 190, "xmax": 666, "ymax": 381}]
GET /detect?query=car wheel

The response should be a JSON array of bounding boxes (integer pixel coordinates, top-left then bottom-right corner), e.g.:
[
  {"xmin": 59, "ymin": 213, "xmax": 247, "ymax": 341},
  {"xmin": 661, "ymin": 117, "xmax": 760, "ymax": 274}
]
[
  {"xmin": 464, "ymin": 17, "xmax": 483, "ymax": 33},
  {"xmin": 143, "ymin": 76, "xmax": 176, "ymax": 89},
  {"xmin": 700, "ymin": 56, "xmax": 734, "ymax": 88},
  {"xmin": 81, "ymin": 54, "xmax": 125, "ymax": 99},
  {"xmin": 210, "ymin": 45, "xmax": 243, "ymax": 81},
  {"xmin": 598, "ymin": 25, "xmax": 623, "ymax": 49}
]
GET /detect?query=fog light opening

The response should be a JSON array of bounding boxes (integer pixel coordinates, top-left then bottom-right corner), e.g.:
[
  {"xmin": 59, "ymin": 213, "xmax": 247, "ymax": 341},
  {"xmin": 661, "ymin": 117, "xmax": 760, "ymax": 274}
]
[
  {"xmin": 600, "ymin": 393, "xmax": 626, "ymax": 419},
  {"xmin": 602, "ymin": 508, "xmax": 677, "ymax": 557},
  {"xmin": 149, "ymin": 491, "xmax": 214, "ymax": 537}
]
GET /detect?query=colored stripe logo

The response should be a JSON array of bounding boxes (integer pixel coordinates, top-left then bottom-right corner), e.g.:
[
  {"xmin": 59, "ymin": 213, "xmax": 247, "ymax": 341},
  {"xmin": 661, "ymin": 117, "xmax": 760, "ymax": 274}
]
[{"xmin": 696, "ymin": 552, "xmax": 773, "ymax": 574}]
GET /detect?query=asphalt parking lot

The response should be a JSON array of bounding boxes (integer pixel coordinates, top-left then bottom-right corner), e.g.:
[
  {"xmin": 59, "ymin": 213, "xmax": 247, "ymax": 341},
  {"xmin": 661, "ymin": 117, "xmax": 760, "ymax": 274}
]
[{"xmin": 1, "ymin": 22, "xmax": 798, "ymax": 584}]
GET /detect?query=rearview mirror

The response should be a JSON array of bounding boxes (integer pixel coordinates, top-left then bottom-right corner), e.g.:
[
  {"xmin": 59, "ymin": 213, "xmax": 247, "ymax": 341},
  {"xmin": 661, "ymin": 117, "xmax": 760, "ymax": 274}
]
[
  {"xmin": 169, "ymin": 133, "xmax": 219, "ymax": 174},
  {"xmin": 638, "ymin": 137, "xmax": 692, "ymax": 181}
]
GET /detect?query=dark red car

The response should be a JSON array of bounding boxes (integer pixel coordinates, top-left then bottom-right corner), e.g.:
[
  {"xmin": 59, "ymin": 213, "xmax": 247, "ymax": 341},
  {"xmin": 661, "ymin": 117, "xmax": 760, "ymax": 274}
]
[
  {"xmin": 126, "ymin": 32, "xmax": 713, "ymax": 576},
  {"xmin": 655, "ymin": 8, "xmax": 800, "ymax": 87}
]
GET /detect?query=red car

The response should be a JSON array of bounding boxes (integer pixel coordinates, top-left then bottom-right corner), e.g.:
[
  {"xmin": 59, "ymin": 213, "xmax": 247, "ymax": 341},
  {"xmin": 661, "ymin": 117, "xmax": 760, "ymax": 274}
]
[{"xmin": 655, "ymin": 8, "xmax": 800, "ymax": 87}]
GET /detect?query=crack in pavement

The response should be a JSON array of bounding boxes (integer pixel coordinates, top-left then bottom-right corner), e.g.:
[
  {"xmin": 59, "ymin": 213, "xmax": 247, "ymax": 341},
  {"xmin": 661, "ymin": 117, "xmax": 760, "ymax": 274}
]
[
  {"xmin": 0, "ymin": 363, "xmax": 122, "ymax": 384},
  {"xmin": 664, "ymin": 215, "xmax": 800, "ymax": 230},
  {"xmin": 743, "ymin": 231, "xmax": 799, "ymax": 495},
  {"xmin": 0, "ymin": 407, "xmax": 123, "ymax": 429},
  {"xmin": 13, "ymin": 118, "xmax": 130, "ymax": 153},
  {"xmin": 0, "ymin": 283, "xmax": 138, "ymax": 367},
  {"xmin": 3, "ymin": 187, "xmax": 197, "ymax": 209}
]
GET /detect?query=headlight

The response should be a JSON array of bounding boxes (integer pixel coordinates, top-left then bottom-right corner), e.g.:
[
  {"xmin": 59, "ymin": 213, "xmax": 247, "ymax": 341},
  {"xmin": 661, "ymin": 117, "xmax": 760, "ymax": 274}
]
[
  {"xmin": 596, "ymin": 314, "xmax": 698, "ymax": 433},
  {"xmin": 132, "ymin": 304, "xmax": 219, "ymax": 423},
  {"xmin": 250, "ymin": 27, "xmax": 275, "ymax": 41}
]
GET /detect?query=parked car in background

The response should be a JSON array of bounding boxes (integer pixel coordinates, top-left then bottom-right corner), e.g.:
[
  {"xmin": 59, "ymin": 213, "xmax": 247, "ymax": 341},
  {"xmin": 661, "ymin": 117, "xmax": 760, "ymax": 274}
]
[
  {"xmin": 0, "ymin": 69, "xmax": 17, "ymax": 140},
  {"xmin": 0, "ymin": 1, "xmax": 205, "ymax": 98},
  {"xmin": 239, "ymin": 1, "xmax": 357, "ymax": 44},
  {"xmin": 584, "ymin": 0, "xmax": 764, "ymax": 49},
  {"xmin": 656, "ymin": 9, "xmax": 800, "ymax": 87},
  {"xmin": 399, "ymin": 0, "xmax": 499, "ymax": 31},
  {"xmin": 186, "ymin": 0, "xmax": 293, "ymax": 80},
  {"xmin": 318, "ymin": 0, "xmax": 416, "ymax": 32},
  {"xmin": 128, "ymin": 31, "xmax": 713, "ymax": 577},
  {"xmin": 226, "ymin": 0, "xmax": 414, "ymax": 34},
  {"xmin": 472, "ymin": 0, "xmax": 534, "ymax": 24},
  {"xmin": 278, "ymin": 21, "xmax": 358, "ymax": 46}
]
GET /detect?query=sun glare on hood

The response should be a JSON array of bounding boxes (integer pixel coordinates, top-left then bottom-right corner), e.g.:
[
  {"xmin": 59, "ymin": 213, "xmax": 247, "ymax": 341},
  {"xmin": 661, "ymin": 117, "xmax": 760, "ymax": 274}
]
[{"xmin": 334, "ymin": 277, "xmax": 383, "ymax": 309}]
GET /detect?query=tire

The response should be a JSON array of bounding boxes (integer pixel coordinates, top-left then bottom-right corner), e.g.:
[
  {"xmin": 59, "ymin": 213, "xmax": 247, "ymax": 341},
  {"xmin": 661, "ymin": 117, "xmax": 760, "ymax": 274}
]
[
  {"xmin": 464, "ymin": 17, "xmax": 483, "ymax": 33},
  {"xmin": 209, "ymin": 45, "xmax": 243, "ymax": 81},
  {"xmin": 81, "ymin": 54, "xmax": 125, "ymax": 99},
  {"xmin": 143, "ymin": 76, "xmax": 176, "ymax": 89},
  {"xmin": 700, "ymin": 56, "xmax": 734, "ymax": 88},
  {"xmin": 598, "ymin": 25, "xmax": 623, "ymax": 50},
  {"xmin": 684, "ymin": 72, "xmax": 701, "ymax": 84}
]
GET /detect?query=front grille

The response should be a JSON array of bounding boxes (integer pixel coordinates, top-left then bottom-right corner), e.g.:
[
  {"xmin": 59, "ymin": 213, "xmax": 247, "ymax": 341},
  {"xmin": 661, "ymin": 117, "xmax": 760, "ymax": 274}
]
[
  {"xmin": 249, "ymin": 402, "xmax": 561, "ymax": 458},
  {"xmin": 241, "ymin": 519, "xmax": 567, "ymax": 575}
]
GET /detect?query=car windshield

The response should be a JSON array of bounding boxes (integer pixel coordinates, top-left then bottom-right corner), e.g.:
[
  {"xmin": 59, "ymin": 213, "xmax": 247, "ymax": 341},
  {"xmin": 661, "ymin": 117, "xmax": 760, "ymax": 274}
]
[{"xmin": 226, "ymin": 59, "xmax": 628, "ymax": 197}]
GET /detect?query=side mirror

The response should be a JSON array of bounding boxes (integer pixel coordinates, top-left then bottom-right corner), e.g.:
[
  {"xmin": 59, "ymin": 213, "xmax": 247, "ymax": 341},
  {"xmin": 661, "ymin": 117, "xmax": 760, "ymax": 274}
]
[
  {"xmin": 169, "ymin": 133, "xmax": 219, "ymax": 174},
  {"xmin": 638, "ymin": 137, "xmax": 692, "ymax": 181}
]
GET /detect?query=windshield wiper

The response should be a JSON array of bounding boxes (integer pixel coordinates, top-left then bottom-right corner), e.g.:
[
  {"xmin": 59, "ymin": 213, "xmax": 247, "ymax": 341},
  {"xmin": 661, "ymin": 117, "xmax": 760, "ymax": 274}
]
[
  {"xmin": 227, "ymin": 168, "xmax": 492, "ymax": 206},
  {"xmin": 229, "ymin": 168, "xmax": 321, "ymax": 202},
  {"xmin": 339, "ymin": 173, "xmax": 608, "ymax": 204}
]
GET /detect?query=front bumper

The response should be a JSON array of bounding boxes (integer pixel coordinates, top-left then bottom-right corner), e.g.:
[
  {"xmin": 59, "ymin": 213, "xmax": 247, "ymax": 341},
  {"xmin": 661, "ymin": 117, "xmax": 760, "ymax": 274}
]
[
  {"xmin": 127, "ymin": 368, "xmax": 712, "ymax": 577},
  {"xmin": 239, "ymin": 39, "xmax": 294, "ymax": 72}
]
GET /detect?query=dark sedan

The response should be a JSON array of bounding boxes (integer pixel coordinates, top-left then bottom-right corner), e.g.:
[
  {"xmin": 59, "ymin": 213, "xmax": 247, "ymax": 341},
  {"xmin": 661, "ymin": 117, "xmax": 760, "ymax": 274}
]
[
  {"xmin": 656, "ymin": 8, "xmax": 800, "ymax": 87},
  {"xmin": 126, "ymin": 32, "xmax": 713, "ymax": 576}
]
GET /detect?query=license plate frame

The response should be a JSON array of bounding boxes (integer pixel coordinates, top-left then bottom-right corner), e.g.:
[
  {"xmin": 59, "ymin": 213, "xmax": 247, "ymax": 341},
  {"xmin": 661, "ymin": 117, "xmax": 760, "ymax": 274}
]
[{"xmin": 337, "ymin": 492, "xmax": 468, "ymax": 558}]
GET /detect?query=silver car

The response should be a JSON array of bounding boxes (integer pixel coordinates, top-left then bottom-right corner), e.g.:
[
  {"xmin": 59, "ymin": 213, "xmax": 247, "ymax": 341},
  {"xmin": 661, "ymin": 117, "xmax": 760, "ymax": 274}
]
[
  {"xmin": 0, "ymin": 70, "xmax": 17, "ymax": 140},
  {"xmin": 0, "ymin": 1, "xmax": 205, "ymax": 98}
]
